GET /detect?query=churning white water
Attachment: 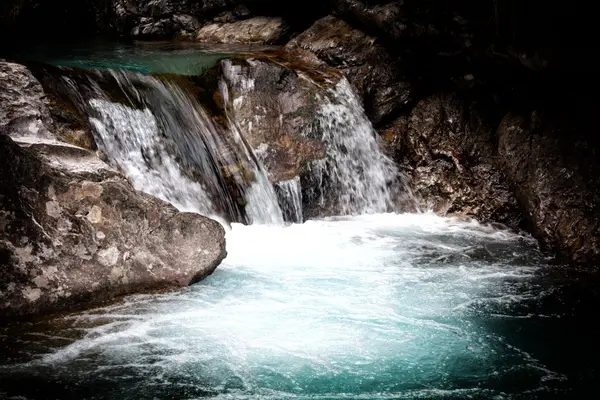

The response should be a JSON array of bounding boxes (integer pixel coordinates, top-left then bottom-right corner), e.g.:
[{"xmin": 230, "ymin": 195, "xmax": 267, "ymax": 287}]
[
  {"xmin": 306, "ymin": 79, "xmax": 403, "ymax": 216},
  {"xmin": 1, "ymin": 213, "xmax": 563, "ymax": 399},
  {"xmin": 89, "ymin": 99, "xmax": 217, "ymax": 215},
  {"xmin": 274, "ymin": 176, "xmax": 304, "ymax": 223}
]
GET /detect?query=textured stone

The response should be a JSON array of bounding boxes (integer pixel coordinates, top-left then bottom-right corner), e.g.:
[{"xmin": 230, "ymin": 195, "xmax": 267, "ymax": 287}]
[
  {"xmin": 0, "ymin": 62, "xmax": 54, "ymax": 140},
  {"xmin": 383, "ymin": 92, "xmax": 522, "ymax": 227},
  {"xmin": 196, "ymin": 16, "xmax": 287, "ymax": 44},
  {"xmin": 285, "ymin": 15, "xmax": 411, "ymax": 124},
  {"xmin": 218, "ymin": 56, "xmax": 329, "ymax": 182},
  {"xmin": 0, "ymin": 135, "xmax": 227, "ymax": 319},
  {"xmin": 497, "ymin": 111, "xmax": 600, "ymax": 266}
]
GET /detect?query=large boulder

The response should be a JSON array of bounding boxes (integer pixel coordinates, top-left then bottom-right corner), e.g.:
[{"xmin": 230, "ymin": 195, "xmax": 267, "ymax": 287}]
[
  {"xmin": 497, "ymin": 111, "xmax": 600, "ymax": 266},
  {"xmin": 217, "ymin": 55, "xmax": 328, "ymax": 182},
  {"xmin": 285, "ymin": 15, "xmax": 411, "ymax": 124},
  {"xmin": 383, "ymin": 92, "xmax": 521, "ymax": 226},
  {"xmin": 0, "ymin": 136, "xmax": 226, "ymax": 318},
  {"xmin": 0, "ymin": 62, "xmax": 227, "ymax": 319}
]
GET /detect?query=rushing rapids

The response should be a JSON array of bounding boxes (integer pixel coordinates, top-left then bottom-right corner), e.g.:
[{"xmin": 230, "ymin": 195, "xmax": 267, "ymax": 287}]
[{"xmin": 0, "ymin": 47, "xmax": 597, "ymax": 399}]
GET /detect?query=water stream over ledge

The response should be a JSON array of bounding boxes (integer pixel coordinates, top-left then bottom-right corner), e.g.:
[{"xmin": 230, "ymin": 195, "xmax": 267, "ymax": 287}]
[{"xmin": 1, "ymin": 213, "xmax": 598, "ymax": 399}]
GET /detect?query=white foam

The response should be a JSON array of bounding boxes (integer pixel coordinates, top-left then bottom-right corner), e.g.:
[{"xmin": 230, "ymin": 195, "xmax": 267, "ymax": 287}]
[{"xmin": 34, "ymin": 213, "xmax": 555, "ymax": 397}]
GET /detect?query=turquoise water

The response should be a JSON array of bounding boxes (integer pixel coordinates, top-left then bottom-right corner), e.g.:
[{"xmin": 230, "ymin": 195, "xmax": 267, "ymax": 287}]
[
  {"xmin": 4, "ymin": 40, "xmax": 277, "ymax": 75},
  {"xmin": 1, "ymin": 213, "xmax": 597, "ymax": 399}
]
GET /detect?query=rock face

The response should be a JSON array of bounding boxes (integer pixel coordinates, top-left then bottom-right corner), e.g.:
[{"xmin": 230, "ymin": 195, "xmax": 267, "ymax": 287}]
[
  {"xmin": 497, "ymin": 111, "xmax": 600, "ymax": 266},
  {"xmin": 0, "ymin": 62, "xmax": 227, "ymax": 318},
  {"xmin": 218, "ymin": 56, "xmax": 327, "ymax": 182},
  {"xmin": 0, "ymin": 63, "xmax": 53, "ymax": 140},
  {"xmin": 196, "ymin": 16, "xmax": 287, "ymax": 44},
  {"xmin": 131, "ymin": 13, "xmax": 201, "ymax": 40},
  {"xmin": 331, "ymin": 0, "xmax": 406, "ymax": 40},
  {"xmin": 383, "ymin": 93, "xmax": 522, "ymax": 227},
  {"xmin": 285, "ymin": 15, "xmax": 411, "ymax": 124}
]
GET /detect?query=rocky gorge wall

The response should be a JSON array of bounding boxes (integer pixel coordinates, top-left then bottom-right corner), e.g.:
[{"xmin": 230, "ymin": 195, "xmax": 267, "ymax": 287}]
[{"xmin": 1, "ymin": 1, "xmax": 598, "ymax": 270}]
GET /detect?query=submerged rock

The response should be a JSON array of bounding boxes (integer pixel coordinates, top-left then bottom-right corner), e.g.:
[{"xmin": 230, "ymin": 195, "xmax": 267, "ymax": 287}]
[
  {"xmin": 195, "ymin": 16, "xmax": 287, "ymax": 44},
  {"xmin": 383, "ymin": 92, "xmax": 521, "ymax": 226},
  {"xmin": 0, "ymin": 62, "xmax": 227, "ymax": 319},
  {"xmin": 285, "ymin": 15, "xmax": 411, "ymax": 124},
  {"xmin": 497, "ymin": 111, "xmax": 600, "ymax": 266}
]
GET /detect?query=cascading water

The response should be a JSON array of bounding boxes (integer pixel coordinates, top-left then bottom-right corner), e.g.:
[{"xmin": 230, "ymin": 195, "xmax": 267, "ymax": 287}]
[
  {"xmin": 303, "ymin": 78, "xmax": 409, "ymax": 216},
  {"xmin": 218, "ymin": 75, "xmax": 284, "ymax": 225},
  {"xmin": 88, "ymin": 98, "xmax": 216, "ymax": 215},
  {"xmin": 52, "ymin": 68, "xmax": 284, "ymax": 225},
  {"xmin": 274, "ymin": 176, "xmax": 304, "ymax": 223}
]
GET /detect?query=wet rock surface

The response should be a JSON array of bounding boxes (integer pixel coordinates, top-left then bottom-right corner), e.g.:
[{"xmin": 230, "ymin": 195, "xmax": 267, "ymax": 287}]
[
  {"xmin": 285, "ymin": 15, "xmax": 411, "ymax": 124},
  {"xmin": 382, "ymin": 93, "xmax": 522, "ymax": 227},
  {"xmin": 196, "ymin": 16, "xmax": 287, "ymax": 44},
  {"xmin": 0, "ymin": 62, "xmax": 53, "ymax": 139},
  {"xmin": 497, "ymin": 110, "xmax": 600, "ymax": 266},
  {"xmin": 217, "ymin": 55, "xmax": 328, "ymax": 183}
]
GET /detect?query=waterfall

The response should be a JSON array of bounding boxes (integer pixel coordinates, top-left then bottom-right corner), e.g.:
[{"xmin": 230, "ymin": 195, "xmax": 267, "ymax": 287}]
[
  {"xmin": 217, "ymin": 72, "xmax": 284, "ymax": 225},
  {"xmin": 52, "ymin": 68, "xmax": 284, "ymax": 226},
  {"xmin": 217, "ymin": 58, "xmax": 407, "ymax": 220},
  {"xmin": 304, "ymin": 78, "xmax": 403, "ymax": 216},
  {"xmin": 40, "ymin": 63, "xmax": 408, "ymax": 226},
  {"xmin": 274, "ymin": 177, "xmax": 303, "ymax": 223},
  {"xmin": 88, "ymin": 99, "xmax": 217, "ymax": 217}
]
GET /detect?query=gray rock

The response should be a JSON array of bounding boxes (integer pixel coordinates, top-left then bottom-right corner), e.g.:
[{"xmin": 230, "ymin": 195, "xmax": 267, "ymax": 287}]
[
  {"xmin": 0, "ymin": 62, "xmax": 54, "ymax": 140},
  {"xmin": 106, "ymin": 0, "xmax": 139, "ymax": 34},
  {"xmin": 218, "ymin": 56, "xmax": 327, "ymax": 182},
  {"xmin": 0, "ymin": 135, "xmax": 226, "ymax": 319},
  {"xmin": 132, "ymin": 17, "xmax": 177, "ymax": 40},
  {"xmin": 285, "ymin": 15, "xmax": 411, "ymax": 124},
  {"xmin": 382, "ymin": 92, "xmax": 522, "ymax": 226},
  {"xmin": 173, "ymin": 13, "xmax": 201, "ymax": 32},
  {"xmin": 196, "ymin": 16, "xmax": 287, "ymax": 44},
  {"xmin": 212, "ymin": 11, "xmax": 238, "ymax": 24}
]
